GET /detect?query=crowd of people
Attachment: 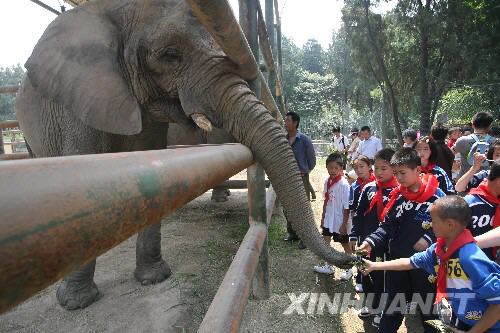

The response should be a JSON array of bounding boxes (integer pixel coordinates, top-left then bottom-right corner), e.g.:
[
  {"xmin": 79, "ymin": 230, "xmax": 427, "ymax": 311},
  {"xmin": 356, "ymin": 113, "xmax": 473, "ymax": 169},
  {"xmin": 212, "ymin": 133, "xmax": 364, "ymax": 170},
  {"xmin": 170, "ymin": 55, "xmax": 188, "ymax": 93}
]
[{"xmin": 282, "ymin": 110, "xmax": 499, "ymax": 332}]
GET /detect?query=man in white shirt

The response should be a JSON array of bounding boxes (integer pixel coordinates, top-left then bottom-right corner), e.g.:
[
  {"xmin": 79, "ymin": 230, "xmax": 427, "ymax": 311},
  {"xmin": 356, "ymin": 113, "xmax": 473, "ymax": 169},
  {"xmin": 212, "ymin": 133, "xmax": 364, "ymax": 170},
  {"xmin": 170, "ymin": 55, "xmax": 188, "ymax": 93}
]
[
  {"xmin": 356, "ymin": 126, "xmax": 383, "ymax": 162},
  {"xmin": 331, "ymin": 126, "xmax": 349, "ymax": 154}
]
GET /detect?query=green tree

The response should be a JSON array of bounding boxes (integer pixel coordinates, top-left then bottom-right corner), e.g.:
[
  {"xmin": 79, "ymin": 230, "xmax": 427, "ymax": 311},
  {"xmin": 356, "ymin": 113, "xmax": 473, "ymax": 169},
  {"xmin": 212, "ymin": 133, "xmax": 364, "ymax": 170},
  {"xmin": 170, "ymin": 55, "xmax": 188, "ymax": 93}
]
[
  {"xmin": 0, "ymin": 64, "xmax": 24, "ymax": 121},
  {"xmin": 301, "ymin": 39, "xmax": 325, "ymax": 75},
  {"xmin": 436, "ymin": 86, "xmax": 496, "ymax": 125}
]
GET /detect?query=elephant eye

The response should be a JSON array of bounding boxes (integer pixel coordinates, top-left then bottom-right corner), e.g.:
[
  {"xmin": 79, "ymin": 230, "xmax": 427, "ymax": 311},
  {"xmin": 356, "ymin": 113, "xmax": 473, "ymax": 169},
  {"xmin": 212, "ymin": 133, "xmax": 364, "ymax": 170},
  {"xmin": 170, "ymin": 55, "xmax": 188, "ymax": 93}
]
[{"xmin": 160, "ymin": 47, "xmax": 182, "ymax": 63}]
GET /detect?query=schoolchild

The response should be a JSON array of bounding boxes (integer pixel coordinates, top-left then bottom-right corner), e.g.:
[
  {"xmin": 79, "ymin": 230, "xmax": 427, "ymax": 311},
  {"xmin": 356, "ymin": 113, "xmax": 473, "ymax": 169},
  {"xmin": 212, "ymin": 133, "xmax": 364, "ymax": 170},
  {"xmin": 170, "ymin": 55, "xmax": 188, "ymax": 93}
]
[
  {"xmin": 361, "ymin": 196, "xmax": 500, "ymax": 332},
  {"xmin": 358, "ymin": 148, "xmax": 445, "ymax": 333},
  {"xmin": 414, "ymin": 136, "xmax": 456, "ymax": 194},
  {"xmin": 313, "ymin": 152, "xmax": 351, "ymax": 275}
]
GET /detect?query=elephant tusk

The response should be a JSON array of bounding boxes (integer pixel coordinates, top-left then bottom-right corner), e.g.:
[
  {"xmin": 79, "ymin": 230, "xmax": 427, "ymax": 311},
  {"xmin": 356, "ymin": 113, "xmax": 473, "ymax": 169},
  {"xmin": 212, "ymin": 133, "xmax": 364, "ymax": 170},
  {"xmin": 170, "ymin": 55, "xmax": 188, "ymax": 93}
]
[{"xmin": 191, "ymin": 113, "xmax": 213, "ymax": 132}]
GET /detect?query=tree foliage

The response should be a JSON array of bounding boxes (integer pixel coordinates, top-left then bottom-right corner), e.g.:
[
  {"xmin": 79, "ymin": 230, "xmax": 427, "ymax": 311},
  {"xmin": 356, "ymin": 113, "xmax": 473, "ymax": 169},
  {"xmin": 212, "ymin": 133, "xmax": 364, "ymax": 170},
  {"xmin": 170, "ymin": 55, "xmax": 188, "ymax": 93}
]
[
  {"xmin": 279, "ymin": 0, "xmax": 500, "ymax": 141},
  {"xmin": 0, "ymin": 64, "xmax": 24, "ymax": 121}
]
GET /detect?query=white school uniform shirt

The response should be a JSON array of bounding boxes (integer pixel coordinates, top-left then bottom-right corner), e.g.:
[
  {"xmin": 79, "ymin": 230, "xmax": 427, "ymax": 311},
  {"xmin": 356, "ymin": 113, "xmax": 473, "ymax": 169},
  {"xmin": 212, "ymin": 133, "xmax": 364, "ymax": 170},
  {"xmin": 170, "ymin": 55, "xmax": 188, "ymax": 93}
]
[{"xmin": 322, "ymin": 176, "xmax": 350, "ymax": 233}]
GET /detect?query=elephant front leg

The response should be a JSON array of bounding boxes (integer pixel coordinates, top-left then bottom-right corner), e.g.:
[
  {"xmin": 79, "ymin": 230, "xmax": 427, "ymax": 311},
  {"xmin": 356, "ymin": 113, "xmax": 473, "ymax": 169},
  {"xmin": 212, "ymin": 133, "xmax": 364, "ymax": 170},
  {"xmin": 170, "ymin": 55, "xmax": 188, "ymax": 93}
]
[
  {"xmin": 134, "ymin": 222, "xmax": 172, "ymax": 285},
  {"xmin": 56, "ymin": 260, "xmax": 100, "ymax": 310}
]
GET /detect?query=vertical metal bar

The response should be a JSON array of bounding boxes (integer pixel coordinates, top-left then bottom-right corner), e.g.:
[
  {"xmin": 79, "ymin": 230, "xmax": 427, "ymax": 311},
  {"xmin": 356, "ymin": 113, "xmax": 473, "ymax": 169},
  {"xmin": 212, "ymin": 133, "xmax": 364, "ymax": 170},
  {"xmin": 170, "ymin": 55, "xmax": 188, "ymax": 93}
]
[{"xmin": 240, "ymin": 0, "xmax": 270, "ymax": 300}]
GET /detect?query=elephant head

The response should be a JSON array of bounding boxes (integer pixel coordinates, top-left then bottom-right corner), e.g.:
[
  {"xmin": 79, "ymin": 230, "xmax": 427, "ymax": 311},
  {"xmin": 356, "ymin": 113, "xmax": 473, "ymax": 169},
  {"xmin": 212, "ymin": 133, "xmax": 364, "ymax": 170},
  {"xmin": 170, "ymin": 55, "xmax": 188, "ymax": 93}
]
[{"xmin": 24, "ymin": 0, "xmax": 354, "ymax": 267}]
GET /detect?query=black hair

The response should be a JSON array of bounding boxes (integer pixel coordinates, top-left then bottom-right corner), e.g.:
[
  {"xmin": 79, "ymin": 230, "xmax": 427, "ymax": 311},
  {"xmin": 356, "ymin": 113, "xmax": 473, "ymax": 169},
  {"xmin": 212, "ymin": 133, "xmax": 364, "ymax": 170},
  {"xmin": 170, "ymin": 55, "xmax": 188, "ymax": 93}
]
[
  {"xmin": 390, "ymin": 148, "xmax": 421, "ymax": 169},
  {"xmin": 413, "ymin": 136, "xmax": 438, "ymax": 164},
  {"xmin": 488, "ymin": 161, "xmax": 500, "ymax": 181},
  {"xmin": 433, "ymin": 196, "xmax": 472, "ymax": 227},
  {"xmin": 487, "ymin": 138, "xmax": 500, "ymax": 161},
  {"xmin": 472, "ymin": 111, "xmax": 494, "ymax": 130},
  {"xmin": 326, "ymin": 152, "xmax": 345, "ymax": 169},
  {"xmin": 375, "ymin": 148, "xmax": 395, "ymax": 163},
  {"xmin": 430, "ymin": 123, "xmax": 449, "ymax": 142},
  {"xmin": 403, "ymin": 128, "xmax": 417, "ymax": 141},
  {"xmin": 360, "ymin": 126, "xmax": 371, "ymax": 132},
  {"xmin": 353, "ymin": 154, "xmax": 372, "ymax": 167},
  {"xmin": 490, "ymin": 126, "xmax": 500, "ymax": 138},
  {"xmin": 332, "ymin": 126, "xmax": 341, "ymax": 133},
  {"xmin": 285, "ymin": 111, "xmax": 300, "ymax": 129}
]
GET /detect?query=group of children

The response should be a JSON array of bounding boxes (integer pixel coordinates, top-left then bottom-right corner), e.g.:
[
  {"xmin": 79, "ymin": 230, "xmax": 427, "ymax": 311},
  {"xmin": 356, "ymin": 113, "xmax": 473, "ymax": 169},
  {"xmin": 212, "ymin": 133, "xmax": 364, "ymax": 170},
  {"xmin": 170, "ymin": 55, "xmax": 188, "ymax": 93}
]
[{"xmin": 313, "ymin": 141, "xmax": 500, "ymax": 332}]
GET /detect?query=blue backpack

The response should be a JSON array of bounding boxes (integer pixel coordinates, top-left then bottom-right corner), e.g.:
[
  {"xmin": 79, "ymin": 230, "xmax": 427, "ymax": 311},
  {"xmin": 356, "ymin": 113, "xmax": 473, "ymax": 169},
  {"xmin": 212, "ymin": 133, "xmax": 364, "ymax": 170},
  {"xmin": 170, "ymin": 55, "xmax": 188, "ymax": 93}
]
[{"xmin": 467, "ymin": 134, "xmax": 492, "ymax": 167}]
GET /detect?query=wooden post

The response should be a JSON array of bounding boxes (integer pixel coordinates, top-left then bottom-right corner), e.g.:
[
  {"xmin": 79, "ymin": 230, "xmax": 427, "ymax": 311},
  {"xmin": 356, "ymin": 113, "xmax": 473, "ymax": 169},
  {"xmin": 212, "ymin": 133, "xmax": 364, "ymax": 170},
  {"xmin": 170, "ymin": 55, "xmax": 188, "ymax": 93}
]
[
  {"xmin": 265, "ymin": 0, "xmax": 276, "ymax": 103},
  {"xmin": 239, "ymin": 0, "xmax": 270, "ymax": 300},
  {"xmin": 274, "ymin": 0, "xmax": 285, "ymax": 113},
  {"xmin": 0, "ymin": 128, "xmax": 4, "ymax": 155}
]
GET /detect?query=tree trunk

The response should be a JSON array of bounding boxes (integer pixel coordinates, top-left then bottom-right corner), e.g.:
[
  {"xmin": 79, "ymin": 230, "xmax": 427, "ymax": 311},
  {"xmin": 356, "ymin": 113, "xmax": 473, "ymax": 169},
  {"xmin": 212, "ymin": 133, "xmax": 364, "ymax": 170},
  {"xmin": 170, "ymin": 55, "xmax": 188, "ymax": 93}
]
[
  {"xmin": 362, "ymin": 0, "xmax": 403, "ymax": 145},
  {"xmin": 418, "ymin": 0, "xmax": 432, "ymax": 135}
]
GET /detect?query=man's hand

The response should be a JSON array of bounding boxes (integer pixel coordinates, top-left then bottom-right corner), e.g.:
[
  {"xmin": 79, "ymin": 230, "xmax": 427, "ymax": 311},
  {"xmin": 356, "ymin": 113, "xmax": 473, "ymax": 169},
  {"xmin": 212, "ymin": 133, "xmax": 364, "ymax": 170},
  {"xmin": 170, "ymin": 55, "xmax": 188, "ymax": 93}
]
[{"xmin": 413, "ymin": 237, "xmax": 430, "ymax": 251}]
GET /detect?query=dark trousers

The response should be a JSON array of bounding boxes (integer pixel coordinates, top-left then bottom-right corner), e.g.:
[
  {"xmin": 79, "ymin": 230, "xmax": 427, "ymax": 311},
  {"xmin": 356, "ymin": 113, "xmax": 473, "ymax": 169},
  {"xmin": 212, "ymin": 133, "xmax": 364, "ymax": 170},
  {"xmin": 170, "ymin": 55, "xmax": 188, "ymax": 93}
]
[
  {"xmin": 380, "ymin": 263, "xmax": 438, "ymax": 333},
  {"xmin": 286, "ymin": 173, "xmax": 315, "ymax": 238},
  {"xmin": 361, "ymin": 249, "xmax": 386, "ymax": 311}
]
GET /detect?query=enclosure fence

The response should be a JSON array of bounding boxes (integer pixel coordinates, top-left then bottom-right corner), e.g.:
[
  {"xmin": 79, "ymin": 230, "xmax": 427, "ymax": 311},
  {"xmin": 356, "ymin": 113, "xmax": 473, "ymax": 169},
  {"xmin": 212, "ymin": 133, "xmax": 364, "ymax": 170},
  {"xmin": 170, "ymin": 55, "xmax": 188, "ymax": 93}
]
[{"xmin": 0, "ymin": 1, "xmax": 287, "ymax": 332}]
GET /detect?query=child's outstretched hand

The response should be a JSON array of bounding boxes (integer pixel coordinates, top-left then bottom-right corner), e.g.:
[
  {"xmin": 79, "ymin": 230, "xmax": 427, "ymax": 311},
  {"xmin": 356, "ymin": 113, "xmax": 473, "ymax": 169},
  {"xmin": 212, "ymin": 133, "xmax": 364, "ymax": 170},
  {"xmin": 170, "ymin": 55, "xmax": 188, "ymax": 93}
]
[{"xmin": 359, "ymin": 259, "xmax": 375, "ymax": 275}]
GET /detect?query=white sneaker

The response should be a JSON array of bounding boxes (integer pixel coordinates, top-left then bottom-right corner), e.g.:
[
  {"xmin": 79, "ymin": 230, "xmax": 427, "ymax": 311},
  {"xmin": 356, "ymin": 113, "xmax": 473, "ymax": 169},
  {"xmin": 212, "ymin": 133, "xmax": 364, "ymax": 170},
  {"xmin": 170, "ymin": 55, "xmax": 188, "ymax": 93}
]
[
  {"xmin": 313, "ymin": 263, "xmax": 335, "ymax": 275},
  {"xmin": 340, "ymin": 268, "xmax": 353, "ymax": 280},
  {"xmin": 357, "ymin": 306, "xmax": 371, "ymax": 318},
  {"xmin": 372, "ymin": 314, "xmax": 381, "ymax": 328},
  {"xmin": 355, "ymin": 283, "xmax": 363, "ymax": 293}
]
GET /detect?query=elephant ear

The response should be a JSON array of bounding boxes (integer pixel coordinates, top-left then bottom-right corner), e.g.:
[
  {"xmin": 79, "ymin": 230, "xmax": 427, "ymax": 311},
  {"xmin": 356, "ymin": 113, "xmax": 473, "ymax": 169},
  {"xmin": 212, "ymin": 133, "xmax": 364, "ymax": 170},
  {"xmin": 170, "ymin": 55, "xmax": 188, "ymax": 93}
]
[{"xmin": 25, "ymin": 6, "xmax": 142, "ymax": 135}]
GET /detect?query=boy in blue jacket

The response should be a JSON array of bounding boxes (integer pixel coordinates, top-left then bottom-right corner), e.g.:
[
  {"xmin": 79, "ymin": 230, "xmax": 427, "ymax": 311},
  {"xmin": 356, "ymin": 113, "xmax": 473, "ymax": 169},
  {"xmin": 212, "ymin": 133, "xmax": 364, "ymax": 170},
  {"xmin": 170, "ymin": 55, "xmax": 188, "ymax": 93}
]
[
  {"xmin": 358, "ymin": 148, "xmax": 445, "ymax": 333},
  {"xmin": 361, "ymin": 195, "xmax": 500, "ymax": 332}
]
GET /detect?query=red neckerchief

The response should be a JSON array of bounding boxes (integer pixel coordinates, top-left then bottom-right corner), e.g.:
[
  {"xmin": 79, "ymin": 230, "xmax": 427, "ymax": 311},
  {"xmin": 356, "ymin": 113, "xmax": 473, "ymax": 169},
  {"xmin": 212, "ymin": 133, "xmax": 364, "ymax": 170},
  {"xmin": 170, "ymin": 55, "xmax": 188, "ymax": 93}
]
[
  {"xmin": 435, "ymin": 229, "xmax": 476, "ymax": 304},
  {"xmin": 365, "ymin": 176, "xmax": 399, "ymax": 221},
  {"xmin": 469, "ymin": 180, "xmax": 500, "ymax": 257},
  {"xmin": 421, "ymin": 163, "xmax": 436, "ymax": 174},
  {"xmin": 447, "ymin": 138, "xmax": 456, "ymax": 148},
  {"xmin": 356, "ymin": 171, "xmax": 376, "ymax": 192},
  {"xmin": 380, "ymin": 173, "xmax": 439, "ymax": 221},
  {"xmin": 324, "ymin": 175, "xmax": 342, "ymax": 205}
]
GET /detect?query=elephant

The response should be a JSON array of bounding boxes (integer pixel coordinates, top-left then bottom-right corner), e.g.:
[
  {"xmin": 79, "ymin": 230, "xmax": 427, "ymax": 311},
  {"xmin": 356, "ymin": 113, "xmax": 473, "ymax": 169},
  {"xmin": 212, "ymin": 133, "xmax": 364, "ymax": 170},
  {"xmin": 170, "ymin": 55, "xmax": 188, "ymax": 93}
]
[
  {"xmin": 167, "ymin": 123, "xmax": 236, "ymax": 202},
  {"xmin": 15, "ymin": 0, "xmax": 354, "ymax": 310}
]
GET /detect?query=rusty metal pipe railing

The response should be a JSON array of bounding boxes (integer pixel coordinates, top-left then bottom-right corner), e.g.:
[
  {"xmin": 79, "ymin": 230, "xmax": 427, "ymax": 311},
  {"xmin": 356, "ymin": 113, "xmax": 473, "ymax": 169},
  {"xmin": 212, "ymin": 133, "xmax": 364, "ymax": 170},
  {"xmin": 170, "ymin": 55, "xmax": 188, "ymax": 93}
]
[
  {"xmin": 185, "ymin": 0, "xmax": 259, "ymax": 80},
  {"xmin": 0, "ymin": 144, "xmax": 253, "ymax": 314},
  {"xmin": 0, "ymin": 152, "xmax": 29, "ymax": 161},
  {"xmin": 0, "ymin": 86, "xmax": 19, "ymax": 94},
  {"xmin": 197, "ymin": 222, "xmax": 267, "ymax": 332},
  {"xmin": 0, "ymin": 120, "xmax": 19, "ymax": 129}
]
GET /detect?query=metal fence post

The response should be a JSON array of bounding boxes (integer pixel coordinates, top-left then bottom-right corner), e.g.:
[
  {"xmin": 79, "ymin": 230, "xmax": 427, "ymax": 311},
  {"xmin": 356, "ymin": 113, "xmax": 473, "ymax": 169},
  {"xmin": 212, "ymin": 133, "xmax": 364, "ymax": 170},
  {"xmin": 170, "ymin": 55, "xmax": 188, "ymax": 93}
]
[{"xmin": 239, "ymin": 0, "xmax": 270, "ymax": 300}]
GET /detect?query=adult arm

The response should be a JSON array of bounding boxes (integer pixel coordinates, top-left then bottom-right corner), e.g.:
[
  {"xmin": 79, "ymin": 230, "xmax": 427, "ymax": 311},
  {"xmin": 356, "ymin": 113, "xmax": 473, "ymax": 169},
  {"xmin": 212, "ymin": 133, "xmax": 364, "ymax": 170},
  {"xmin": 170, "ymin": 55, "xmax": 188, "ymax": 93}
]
[
  {"xmin": 376, "ymin": 137, "xmax": 383, "ymax": 151},
  {"xmin": 305, "ymin": 136, "xmax": 316, "ymax": 171},
  {"xmin": 475, "ymin": 228, "xmax": 500, "ymax": 249}
]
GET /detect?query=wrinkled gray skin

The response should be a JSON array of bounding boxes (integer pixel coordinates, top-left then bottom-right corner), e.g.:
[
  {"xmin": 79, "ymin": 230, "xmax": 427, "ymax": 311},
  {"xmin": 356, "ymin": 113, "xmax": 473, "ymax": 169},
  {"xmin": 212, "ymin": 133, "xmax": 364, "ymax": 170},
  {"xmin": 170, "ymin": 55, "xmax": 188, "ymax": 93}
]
[
  {"xmin": 167, "ymin": 124, "xmax": 235, "ymax": 201},
  {"xmin": 16, "ymin": 0, "xmax": 354, "ymax": 310}
]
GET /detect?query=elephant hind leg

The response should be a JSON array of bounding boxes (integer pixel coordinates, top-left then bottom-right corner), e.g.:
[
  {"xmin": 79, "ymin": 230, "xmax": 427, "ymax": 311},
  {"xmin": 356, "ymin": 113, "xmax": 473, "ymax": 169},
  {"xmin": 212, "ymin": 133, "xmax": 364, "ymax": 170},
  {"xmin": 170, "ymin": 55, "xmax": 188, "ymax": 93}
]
[
  {"xmin": 211, "ymin": 187, "xmax": 230, "ymax": 202},
  {"xmin": 56, "ymin": 260, "xmax": 100, "ymax": 310},
  {"xmin": 134, "ymin": 222, "xmax": 172, "ymax": 285}
]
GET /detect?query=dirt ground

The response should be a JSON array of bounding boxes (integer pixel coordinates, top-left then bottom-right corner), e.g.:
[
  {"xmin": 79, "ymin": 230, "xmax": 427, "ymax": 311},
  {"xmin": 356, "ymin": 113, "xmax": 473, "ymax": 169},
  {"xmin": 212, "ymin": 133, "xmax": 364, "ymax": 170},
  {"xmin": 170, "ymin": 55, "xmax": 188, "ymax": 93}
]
[{"xmin": 0, "ymin": 159, "xmax": 424, "ymax": 332}]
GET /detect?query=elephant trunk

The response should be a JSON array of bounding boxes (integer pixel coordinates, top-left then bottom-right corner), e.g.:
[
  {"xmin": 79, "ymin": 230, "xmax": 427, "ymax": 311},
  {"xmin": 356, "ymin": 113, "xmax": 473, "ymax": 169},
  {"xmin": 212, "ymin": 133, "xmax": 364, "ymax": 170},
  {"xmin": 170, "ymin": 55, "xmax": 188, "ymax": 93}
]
[{"xmin": 192, "ymin": 76, "xmax": 354, "ymax": 267}]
